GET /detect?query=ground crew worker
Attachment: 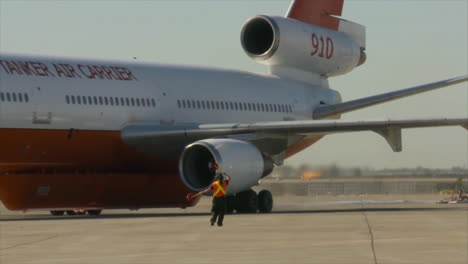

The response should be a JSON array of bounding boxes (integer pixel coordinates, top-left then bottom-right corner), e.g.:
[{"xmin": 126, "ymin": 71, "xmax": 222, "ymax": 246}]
[{"xmin": 196, "ymin": 164, "xmax": 231, "ymax": 227}]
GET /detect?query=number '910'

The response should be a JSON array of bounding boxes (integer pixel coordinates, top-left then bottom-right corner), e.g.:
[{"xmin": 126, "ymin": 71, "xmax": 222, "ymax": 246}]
[{"xmin": 311, "ymin": 33, "xmax": 334, "ymax": 59}]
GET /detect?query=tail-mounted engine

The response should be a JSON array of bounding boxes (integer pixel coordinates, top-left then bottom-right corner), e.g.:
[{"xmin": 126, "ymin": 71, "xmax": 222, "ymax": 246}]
[
  {"xmin": 179, "ymin": 139, "xmax": 274, "ymax": 194},
  {"xmin": 241, "ymin": 15, "xmax": 366, "ymax": 79}
]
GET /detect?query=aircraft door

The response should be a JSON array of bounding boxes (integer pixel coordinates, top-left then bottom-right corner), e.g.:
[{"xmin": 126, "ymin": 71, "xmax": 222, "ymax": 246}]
[
  {"xmin": 155, "ymin": 84, "xmax": 176, "ymax": 125},
  {"xmin": 30, "ymin": 85, "xmax": 52, "ymax": 125}
]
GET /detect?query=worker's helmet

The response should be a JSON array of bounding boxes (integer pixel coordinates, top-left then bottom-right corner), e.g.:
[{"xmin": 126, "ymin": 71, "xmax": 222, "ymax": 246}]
[{"xmin": 215, "ymin": 174, "xmax": 223, "ymax": 181}]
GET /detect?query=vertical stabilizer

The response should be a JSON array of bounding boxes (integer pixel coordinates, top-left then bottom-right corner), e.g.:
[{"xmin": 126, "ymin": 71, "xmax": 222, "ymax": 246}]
[
  {"xmin": 287, "ymin": 0, "xmax": 344, "ymax": 30},
  {"xmin": 287, "ymin": 0, "xmax": 365, "ymax": 49}
]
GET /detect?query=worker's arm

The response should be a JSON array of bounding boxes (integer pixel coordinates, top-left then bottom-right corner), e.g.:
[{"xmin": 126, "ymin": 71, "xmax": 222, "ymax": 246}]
[{"xmin": 196, "ymin": 186, "xmax": 212, "ymax": 196}]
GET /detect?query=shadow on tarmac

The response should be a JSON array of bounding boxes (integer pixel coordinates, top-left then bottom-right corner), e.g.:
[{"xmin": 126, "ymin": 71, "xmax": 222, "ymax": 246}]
[{"xmin": 1, "ymin": 207, "xmax": 465, "ymax": 222}]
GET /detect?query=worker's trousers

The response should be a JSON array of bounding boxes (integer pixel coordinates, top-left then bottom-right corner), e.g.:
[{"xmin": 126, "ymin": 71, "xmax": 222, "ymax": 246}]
[{"xmin": 210, "ymin": 196, "xmax": 226, "ymax": 226}]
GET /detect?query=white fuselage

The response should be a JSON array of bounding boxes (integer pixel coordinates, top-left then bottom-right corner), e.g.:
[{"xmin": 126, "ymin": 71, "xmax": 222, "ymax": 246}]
[{"xmin": 0, "ymin": 54, "xmax": 341, "ymax": 132}]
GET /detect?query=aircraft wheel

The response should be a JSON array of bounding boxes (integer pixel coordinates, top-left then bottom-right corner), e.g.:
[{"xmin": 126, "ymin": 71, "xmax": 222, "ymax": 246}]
[
  {"xmin": 50, "ymin": 210, "xmax": 65, "ymax": 216},
  {"xmin": 236, "ymin": 189, "xmax": 258, "ymax": 213},
  {"xmin": 66, "ymin": 210, "xmax": 76, "ymax": 216},
  {"xmin": 87, "ymin": 210, "xmax": 102, "ymax": 216},
  {"xmin": 258, "ymin": 190, "xmax": 273, "ymax": 213}
]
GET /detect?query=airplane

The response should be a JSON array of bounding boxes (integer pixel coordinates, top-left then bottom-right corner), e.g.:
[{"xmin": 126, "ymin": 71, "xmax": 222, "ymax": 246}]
[{"xmin": 0, "ymin": 0, "xmax": 466, "ymax": 216}]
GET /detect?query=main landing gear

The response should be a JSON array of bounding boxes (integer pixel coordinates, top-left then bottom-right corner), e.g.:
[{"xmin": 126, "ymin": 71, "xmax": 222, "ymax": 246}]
[
  {"xmin": 226, "ymin": 189, "xmax": 273, "ymax": 214},
  {"xmin": 49, "ymin": 210, "xmax": 102, "ymax": 216}
]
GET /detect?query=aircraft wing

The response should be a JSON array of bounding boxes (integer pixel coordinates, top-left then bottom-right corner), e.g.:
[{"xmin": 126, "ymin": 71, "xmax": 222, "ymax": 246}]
[
  {"xmin": 314, "ymin": 75, "xmax": 468, "ymax": 119},
  {"xmin": 122, "ymin": 117, "xmax": 468, "ymax": 155}
]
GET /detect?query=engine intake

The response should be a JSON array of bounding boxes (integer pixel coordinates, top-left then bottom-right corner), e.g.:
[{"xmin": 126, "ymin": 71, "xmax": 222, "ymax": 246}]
[
  {"xmin": 241, "ymin": 16, "xmax": 279, "ymax": 60},
  {"xmin": 179, "ymin": 139, "xmax": 274, "ymax": 194}
]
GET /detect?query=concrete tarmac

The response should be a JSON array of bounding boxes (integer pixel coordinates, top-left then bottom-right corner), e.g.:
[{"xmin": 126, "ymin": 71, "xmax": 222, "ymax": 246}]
[{"xmin": 0, "ymin": 195, "xmax": 467, "ymax": 264}]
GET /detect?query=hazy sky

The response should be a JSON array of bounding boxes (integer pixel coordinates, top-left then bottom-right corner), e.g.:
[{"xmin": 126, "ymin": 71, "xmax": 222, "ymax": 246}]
[{"xmin": 0, "ymin": 0, "xmax": 466, "ymax": 169}]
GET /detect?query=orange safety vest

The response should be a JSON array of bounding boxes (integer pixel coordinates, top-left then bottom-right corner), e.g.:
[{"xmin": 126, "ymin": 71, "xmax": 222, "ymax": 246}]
[{"xmin": 212, "ymin": 180, "xmax": 227, "ymax": 198}]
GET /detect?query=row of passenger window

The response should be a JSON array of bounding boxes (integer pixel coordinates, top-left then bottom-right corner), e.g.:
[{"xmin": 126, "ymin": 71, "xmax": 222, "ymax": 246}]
[
  {"xmin": 65, "ymin": 95, "xmax": 156, "ymax": 108},
  {"xmin": 176, "ymin": 99, "xmax": 293, "ymax": 113},
  {"xmin": 0, "ymin": 92, "xmax": 30, "ymax": 103}
]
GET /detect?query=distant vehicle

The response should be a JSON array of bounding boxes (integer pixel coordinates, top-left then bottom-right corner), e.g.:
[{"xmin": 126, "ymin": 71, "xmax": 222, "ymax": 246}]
[
  {"xmin": 0, "ymin": 0, "xmax": 466, "ymax": 215},
  {"xmin": 301, "ymin": 171, "xmax": 321, "ymax": 180}
]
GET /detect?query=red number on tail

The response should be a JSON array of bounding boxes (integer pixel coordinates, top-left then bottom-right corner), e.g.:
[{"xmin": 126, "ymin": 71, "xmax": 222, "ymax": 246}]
[
  {"xmin": 311, "ymin": 33, "xmax": 319, "ymax": 56},
  {"xmin": 311, "ymin": 33, "xmax": 334, "ymax": 59}
]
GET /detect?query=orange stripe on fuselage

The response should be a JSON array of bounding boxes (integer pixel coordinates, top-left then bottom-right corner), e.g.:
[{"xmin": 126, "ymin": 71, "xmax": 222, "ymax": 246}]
[
  {"xmin": 0, "ymin": 128, "xmax": 175, "ymax": 172},
  {"xmin": 0, "ymin": 128, "xmax": 322, "ymax": 211},
  {"xmin": 0, "ymin": 128, "xmax": 197, "ymax": 211},
  {"xmin": 287, "ymin": 0, "xmax": 344, "ymax": 30},
  {"xmin": 0, "ymin": 172, "xmax": 197, "ymax": 211}
]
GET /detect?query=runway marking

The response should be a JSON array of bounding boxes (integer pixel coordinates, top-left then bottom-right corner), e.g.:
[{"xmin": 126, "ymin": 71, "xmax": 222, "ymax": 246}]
[
  {"xmin": 27, "ymin": 236, "xmax": 441, "ymax": 264},
  {"xmin": 0, "ymin": 235, "xmax": 59, "ymax": 251}
]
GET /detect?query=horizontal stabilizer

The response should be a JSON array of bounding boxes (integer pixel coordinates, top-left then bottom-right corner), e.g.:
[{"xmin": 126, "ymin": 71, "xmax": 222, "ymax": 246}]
[
  {"xmin": 313, "ymin": 75, "xmax": 468, "ymax": 119},
  {"xmin": 338, "ymin": 18, "xmax": 366, "ymax": 49}
]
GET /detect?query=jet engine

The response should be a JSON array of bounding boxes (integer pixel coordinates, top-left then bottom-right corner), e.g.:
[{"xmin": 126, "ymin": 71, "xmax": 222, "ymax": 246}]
[
  {"xmin": 241, "ymin": 15, "xmax": 366, "ymax": 77},
  {"xmin": 179, "ymin": 139, "xmax": 274, "ymax": 194}
]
